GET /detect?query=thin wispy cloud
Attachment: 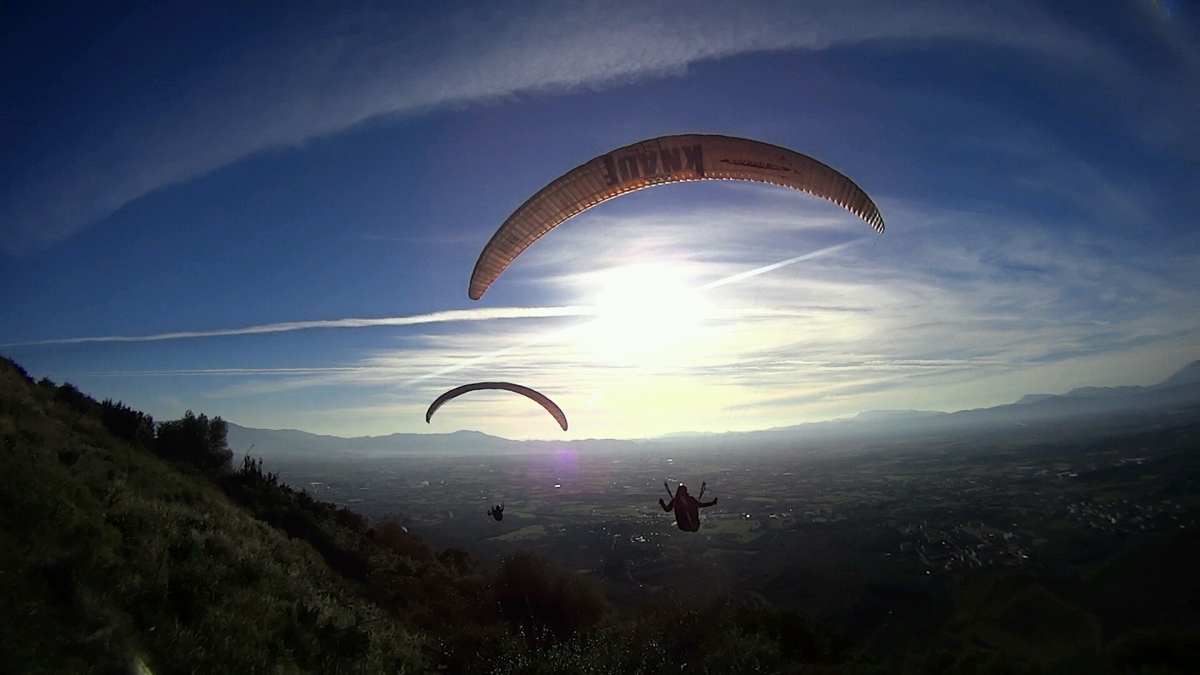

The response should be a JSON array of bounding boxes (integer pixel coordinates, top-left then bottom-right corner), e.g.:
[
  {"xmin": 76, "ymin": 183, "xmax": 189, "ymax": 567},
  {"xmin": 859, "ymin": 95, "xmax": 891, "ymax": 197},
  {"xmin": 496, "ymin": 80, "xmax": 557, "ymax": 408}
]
[
  {"xmin": 1, "ymin": 306, "xmax": 597, "ymax": 347},
  {"xmin": 47, "ymin": 367, "xmax": 375, "ymax": 377},
  {"xmin": 2, "ymin": 0, "xmax": 1149, "ymax": 254}
]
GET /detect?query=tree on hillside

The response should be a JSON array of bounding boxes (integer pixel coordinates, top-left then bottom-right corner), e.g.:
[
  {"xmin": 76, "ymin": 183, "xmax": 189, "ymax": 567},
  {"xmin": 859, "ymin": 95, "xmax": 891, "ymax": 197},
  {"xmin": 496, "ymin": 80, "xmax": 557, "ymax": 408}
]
[
  {"xmin": 156, "ymin": 411, "xmax": 232, "ymax": 473},
  {"xmin": 100, "ymin": 399, "xmax": 155, "ymax": 445}
]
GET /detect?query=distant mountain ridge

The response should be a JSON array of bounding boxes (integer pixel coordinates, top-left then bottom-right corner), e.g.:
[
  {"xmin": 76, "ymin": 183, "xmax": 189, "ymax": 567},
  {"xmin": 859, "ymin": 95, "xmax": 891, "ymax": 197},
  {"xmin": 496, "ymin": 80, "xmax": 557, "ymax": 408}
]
[
  {"xmin": 1160, "ymin": 360, "xmax": 1200, "ymax": 388},
  {"xmin": 1017, "ymin": 361, "xmax": 1200, "ymax": 403},
  {"xmin": 852, "ymin": 409, "xmax": 948, "ymax": 422},
  {"xmin": 228, "ymin": 360, "xmax": 1200, "ymax": 459},
  {"xmin": 226, "ymin": 424, "xmax": 643, "ymax": 460}
]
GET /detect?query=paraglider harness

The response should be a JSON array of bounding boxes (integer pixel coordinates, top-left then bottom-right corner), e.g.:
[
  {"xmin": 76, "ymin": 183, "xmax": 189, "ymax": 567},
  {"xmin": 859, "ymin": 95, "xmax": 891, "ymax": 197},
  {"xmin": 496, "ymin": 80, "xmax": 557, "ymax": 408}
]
[{"xmin": 660, "ymin": 481, "xmax": 717, "ymax": 532}]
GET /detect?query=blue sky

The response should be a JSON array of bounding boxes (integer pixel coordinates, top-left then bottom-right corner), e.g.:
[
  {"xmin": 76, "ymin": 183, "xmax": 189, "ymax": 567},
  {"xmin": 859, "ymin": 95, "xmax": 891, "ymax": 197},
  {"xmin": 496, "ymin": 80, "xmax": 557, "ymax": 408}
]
[{"xmin": 2, "ymin": 0, "xmax": 1197, "ymax": 440}]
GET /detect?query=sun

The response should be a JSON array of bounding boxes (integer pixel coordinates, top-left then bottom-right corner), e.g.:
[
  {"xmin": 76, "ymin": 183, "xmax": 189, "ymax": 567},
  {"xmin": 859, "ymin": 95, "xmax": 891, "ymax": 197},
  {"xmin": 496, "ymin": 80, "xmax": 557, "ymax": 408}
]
[{"xmin": 584, "ymin": 264, "xmax": 708, "ymax": 359}]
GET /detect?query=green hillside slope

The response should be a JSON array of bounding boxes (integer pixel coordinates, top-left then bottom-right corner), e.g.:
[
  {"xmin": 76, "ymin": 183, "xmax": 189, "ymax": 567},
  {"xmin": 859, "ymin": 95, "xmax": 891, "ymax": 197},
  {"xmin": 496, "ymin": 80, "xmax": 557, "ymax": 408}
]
[{"xmin": 0, "ymin": 358, "xmax": 430, "ymax": 673}]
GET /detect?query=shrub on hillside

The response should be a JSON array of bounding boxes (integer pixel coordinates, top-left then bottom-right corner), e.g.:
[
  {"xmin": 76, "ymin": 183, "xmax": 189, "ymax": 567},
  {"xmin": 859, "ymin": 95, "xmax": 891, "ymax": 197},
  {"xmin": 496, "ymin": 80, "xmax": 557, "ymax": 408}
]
[
  {"xmin": 53, "ymin": 382, "xmax": 97, "ymax": 416},
  {"xmin": 494, "ymin": 550, "xmax": 610, "ymax": 640},
  {"xmin": 221, "ymin": 455, "xmax": 371, "ymax": 583},
  {"xmin": 438, "ymin": 547, "xmax": 473, "ymax": 573},
  {"xmin": 736, "ymin": 606, "xmax": 856, "ymax": 664},
  {"xmin": 1109, "ymin": 627, "xmax": 1200, "ymax": 673},
  {"xmin": 374, "ymin": 521, "xmax": 435, "ymax": 562},
  {"xmin": 2, "ymin": 356, "xmax": 33, "ymax": 383},
  {"xmin": 334, "ymin": 505, "xmax": 368, "ymax": 533}
]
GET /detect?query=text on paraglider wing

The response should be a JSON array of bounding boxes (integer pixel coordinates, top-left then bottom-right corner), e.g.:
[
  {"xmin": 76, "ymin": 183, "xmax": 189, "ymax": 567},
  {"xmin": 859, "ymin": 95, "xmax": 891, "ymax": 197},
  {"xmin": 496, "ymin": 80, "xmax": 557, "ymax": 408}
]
[
  {"xmin": 602, "ymin": 144, "xmax": 704, "ymax": 186},
  {"xmin": 719, "ymin": 158, "xmax": 790, "ymax": 172}
]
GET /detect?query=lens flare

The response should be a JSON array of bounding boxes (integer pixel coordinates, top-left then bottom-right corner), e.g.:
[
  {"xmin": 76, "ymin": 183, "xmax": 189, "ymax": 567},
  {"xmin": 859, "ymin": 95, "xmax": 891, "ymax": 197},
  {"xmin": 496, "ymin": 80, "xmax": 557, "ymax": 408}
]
[{"xmin": 589, "ymin": 264, "xmax": 708, "ymax": 357}]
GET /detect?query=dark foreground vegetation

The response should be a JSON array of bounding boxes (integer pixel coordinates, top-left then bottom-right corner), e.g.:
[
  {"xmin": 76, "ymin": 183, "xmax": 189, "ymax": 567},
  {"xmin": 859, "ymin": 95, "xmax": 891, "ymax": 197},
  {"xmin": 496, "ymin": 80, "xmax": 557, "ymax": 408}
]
[{"xmin": 1, "ymin": 355, "xmax": 1197, "ymax": 673}]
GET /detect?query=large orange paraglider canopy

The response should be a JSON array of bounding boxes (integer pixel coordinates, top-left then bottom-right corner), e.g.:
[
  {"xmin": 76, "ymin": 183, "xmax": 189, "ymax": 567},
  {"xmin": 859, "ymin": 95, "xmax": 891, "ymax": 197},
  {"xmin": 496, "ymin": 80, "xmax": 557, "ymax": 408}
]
[
  {"xmin": 425, "ymin": 382, "xmax": 568, "ymax": 431},
  {"xmin": 469, "ymin": 134, "xmax": 885, "ymax": 300}
]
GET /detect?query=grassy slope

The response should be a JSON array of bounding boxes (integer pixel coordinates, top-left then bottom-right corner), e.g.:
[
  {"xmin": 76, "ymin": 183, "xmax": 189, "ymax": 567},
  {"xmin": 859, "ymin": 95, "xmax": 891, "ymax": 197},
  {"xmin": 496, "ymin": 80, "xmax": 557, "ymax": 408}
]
[{"xmin": 0, "ymin": 359, "xmax": 426, "ymax": 674}]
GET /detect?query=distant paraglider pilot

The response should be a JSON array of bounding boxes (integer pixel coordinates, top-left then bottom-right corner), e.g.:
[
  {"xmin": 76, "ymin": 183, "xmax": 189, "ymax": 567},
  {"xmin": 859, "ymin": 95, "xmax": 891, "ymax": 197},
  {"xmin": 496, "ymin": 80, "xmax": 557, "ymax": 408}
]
[
  {"xmin": 659, "ymin": 482, "xmax": 717, "ymax": 532},
  {"xmin": 488, "ymin": 503, "xmax": 504, "ymax": 521}
]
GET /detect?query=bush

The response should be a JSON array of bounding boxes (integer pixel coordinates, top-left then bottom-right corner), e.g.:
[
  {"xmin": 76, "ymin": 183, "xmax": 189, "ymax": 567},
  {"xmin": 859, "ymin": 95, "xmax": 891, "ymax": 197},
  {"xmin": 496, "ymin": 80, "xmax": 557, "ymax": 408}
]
[
  {"xmin": 1109, "ymin": 627, "xmax": 1200, "ymax": 674},
  {"xmin": 736, "ymin": 606, "xmax": 855, "ymax": 664},
  {"xmin": 494, "ymin": 551, "xmax": 610, "ymax": 640},
  {"xmin": 375, "ymin": 521, "xmax": 435, "ymax": 562},
  {"xmin": 236, "ymin": 454, "xmax": 279, "ymax": 486},
  {"xmin": 53, "ymin": 382, "xmax": 97, "ymax": 416}
]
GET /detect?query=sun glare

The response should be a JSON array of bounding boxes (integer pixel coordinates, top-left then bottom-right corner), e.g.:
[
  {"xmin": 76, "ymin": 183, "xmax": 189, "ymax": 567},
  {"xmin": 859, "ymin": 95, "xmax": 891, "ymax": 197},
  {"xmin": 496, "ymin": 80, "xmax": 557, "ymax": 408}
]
[{"xmin": 585, "ymin": 264, "xmax": 708, "ymax": 359}]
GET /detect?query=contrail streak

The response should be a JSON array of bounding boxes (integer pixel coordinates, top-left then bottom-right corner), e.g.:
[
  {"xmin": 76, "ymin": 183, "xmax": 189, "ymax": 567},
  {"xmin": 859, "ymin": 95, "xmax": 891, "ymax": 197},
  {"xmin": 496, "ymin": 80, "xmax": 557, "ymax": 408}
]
[
  {"xmin": 37, "ymin": 367, "xmax": 378, "ymax": 377},
  {"xmin": 412, "ymin": 238, "xmax": 868, "ymax": 383},
  {"xmin": 695, "ymin": 239, "xmax": 866, "ymax": 291},
  {"xmin": 2, "ymin": 306, "xmax": 599, "ymax": 347}
]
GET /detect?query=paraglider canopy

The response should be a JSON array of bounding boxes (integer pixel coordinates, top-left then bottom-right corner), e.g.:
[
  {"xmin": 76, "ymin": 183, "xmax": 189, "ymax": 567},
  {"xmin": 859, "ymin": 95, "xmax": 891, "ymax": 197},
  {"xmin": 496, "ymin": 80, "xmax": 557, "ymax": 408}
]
[
  {"xmin": 469, "ymin": 134, "xmax": 885, "ymax": 300},
  {"xmin": 425, "ymin": 382, "xmax": 568, "ymax": 431}
]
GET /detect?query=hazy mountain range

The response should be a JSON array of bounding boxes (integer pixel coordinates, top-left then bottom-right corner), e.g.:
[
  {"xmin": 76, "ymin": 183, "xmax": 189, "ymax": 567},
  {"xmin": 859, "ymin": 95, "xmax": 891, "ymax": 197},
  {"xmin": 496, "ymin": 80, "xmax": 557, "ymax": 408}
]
[{"xmin": 227, "ymin": 361, "xmax": 1200, "ymax": 460}]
